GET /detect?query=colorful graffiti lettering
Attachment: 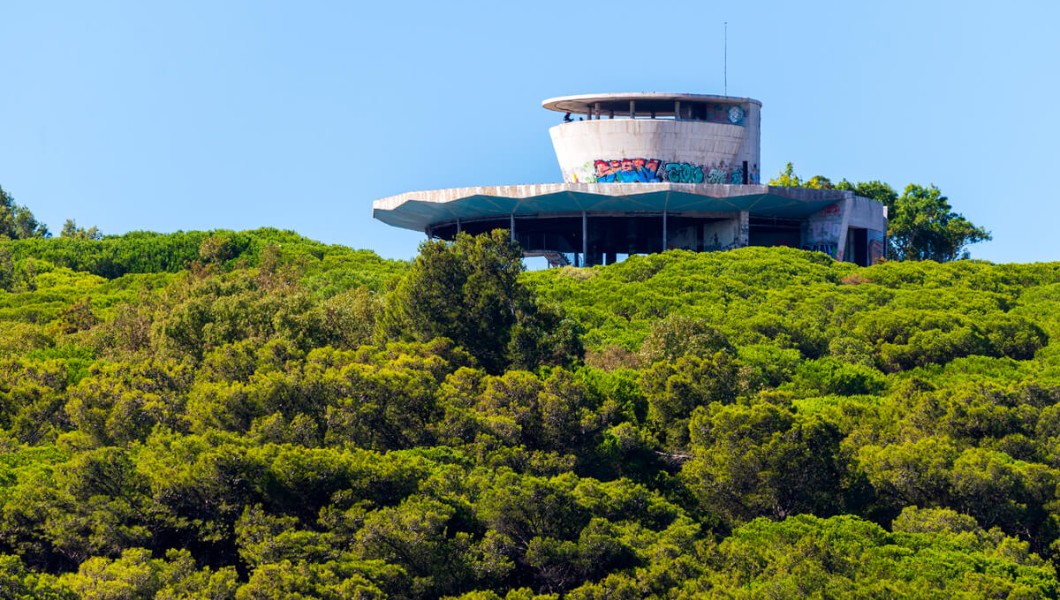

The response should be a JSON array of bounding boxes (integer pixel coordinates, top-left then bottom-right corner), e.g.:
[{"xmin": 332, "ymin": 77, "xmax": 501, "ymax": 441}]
[
  {"xmin": 702, "ymin": 161, "xmax": 748, "ymax": 185},
  {"xmin": 585, "ymin": 158, "xmax": 756, "ymax": 185},
  {"xmin": 662, "ymin": 160, "xmax": 746, "ymax": 185},
  {"xmin": 666, "ymin": 162, "xmax": 705, "ymax": 184},
  {"xmin": 593, "ymin": 157, "xmax": 663, "ymax": 182},
  {"xmin": 801, "ymin": 243, "xmax": 837, "ymax": 258}
]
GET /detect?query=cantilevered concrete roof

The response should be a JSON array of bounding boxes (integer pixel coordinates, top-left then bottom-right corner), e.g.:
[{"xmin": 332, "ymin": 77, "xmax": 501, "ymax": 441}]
[
  {"xmin": 542, "ymin": 92, "xmax": 761, "ymax": 117},
  {"xmin": 372, "ymin": 183, "xmax": 849, "ymax": 232}
]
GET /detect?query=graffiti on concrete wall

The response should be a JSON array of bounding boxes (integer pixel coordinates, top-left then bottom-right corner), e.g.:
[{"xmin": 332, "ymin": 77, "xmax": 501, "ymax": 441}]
[
  {"xmin": 699, "ymin": 161, "xmax": 760, "ymax": 184},
  {"xmin": 808, "ymin": 221, "xmax": 842, "ymax": 241},
  {"xmin": 803, "ymin": 203, "xmax": 844, "ymax": 256},
  {"xmin": 582, "ymin": 158, "xmax": 760, "ymax": 185},
  {"xmin": 594, "ymin": 158, "xmax": 663, "ymax": 183},
  {"xmin": 801, "ymin": 242, "xmax": 837, "ymax": 258},
  {"xmin": 701, "ymin": 162, "xmax": 735, "ymax": 184},
  {"xmin": 666, "ymin": 162, "xmax": 704, "ymax": 184}
]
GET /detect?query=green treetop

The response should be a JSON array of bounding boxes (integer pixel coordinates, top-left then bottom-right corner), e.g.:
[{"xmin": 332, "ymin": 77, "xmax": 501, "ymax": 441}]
[
  {"xmin": 0, "ymin": 185, "xmax": 49, "ymax": 240},
  {"xmin": 381, "ymin": 230, "xmax": 581, "ymax": 374},
  {"xmin": 60, "ymin": 219, "xmax": 103, "ymax": 241}
]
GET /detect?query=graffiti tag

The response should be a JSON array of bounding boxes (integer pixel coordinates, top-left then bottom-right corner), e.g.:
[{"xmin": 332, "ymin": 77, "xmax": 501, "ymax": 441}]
[
  {"xmin": 594, "ymin": 158, "xmax": 663, "ymax": 183},
  {"xmin": 801, "ymin": 243, "xmax": 837, "ymax": 258},
  {"xmin": 666, "ymin": 162, "xmax": 704, "ymax": 184},
  {"xmin": 585, "ymin": 158, "xmax": 760, "ymax": 185}
]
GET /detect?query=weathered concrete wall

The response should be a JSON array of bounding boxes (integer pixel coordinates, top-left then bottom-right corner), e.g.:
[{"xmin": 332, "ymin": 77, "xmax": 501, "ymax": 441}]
[
  {"xmin": 670, "ymin": 225, "xmax": 697, "ymax": 250},
  {"xmin": 801, "ymin": 202, "xmax": 845, "ymax": 259},
  {"xmin": 868, "ymin": 229, "xmax": 886, "ymax": 264},
  {"xmin": 846, "ymin": 195, "xmax": 888, "ymax": 231},
  {"xmin": 800, "ymin": 193, "xmax": 887, "ymax": 262},
  {"xmin": 669, "ymin": 217, "xmax": 743, "ymax": 251},
  {"xmin": 548, "ymin": 105, "xmax": 761, "ymax": 185},
  {"xmin": 703, "ymin": 219, "xmax": 740, "ymax": 250}
]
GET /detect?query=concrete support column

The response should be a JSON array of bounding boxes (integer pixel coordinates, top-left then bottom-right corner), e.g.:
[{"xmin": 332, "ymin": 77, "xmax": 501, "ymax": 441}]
[
  {"xmin": 737, "ymin": 211, "xmax": 749, "ymax": 247},
  {"xmin": 510, "ymin": 213, "xmax": 515, "ymax": 242},
  {"xmin": 582, "ymin": 211, "xmax": 588, "ymax": 265},
  {"xmin": 456, "ymin": 218, "xmax": 461, "ymax": 234},
  {"xmin": 630, "ymin": 100, "xmax": 636, "ymax": 119},
  {"xmin": 662, "ymin": 211, "xmax": 668, "ymax": 251},
  {"xmin": 836, "ymin": 195, "xmax": 854, "ymax": 262}
]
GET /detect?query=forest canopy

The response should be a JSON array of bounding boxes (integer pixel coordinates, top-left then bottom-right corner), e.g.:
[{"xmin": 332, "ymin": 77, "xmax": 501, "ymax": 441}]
[{"xmin": 0, "ymin": 227, "xmax": 1058, "ymax": 598}]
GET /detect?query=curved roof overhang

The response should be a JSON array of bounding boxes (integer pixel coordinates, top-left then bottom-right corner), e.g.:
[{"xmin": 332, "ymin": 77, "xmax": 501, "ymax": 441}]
[
  {"xmin": 373, "ymin": 183, "xmax": 850, "ymax": 232},
  {"xmin": 542, "ymin": 92, "xmax": 762, "ymax": 117}
]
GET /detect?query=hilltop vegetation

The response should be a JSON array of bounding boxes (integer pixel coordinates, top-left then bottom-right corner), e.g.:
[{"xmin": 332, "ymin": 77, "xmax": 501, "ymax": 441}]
[{"xmin": 1, "ymin": 228, "xmax": 1060, "ymax": 598}]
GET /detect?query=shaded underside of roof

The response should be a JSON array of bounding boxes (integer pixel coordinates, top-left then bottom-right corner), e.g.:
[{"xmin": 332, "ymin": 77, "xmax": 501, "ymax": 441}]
[{"xmin": 373, "ymin": 183, "xmax": 849, "ymax": 232}]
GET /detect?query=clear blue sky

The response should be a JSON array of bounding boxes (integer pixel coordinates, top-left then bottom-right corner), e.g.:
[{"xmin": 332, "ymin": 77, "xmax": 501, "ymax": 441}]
[{"xmin": 2, "ymin": 1, "xmax": 1058, "ymax": 263}]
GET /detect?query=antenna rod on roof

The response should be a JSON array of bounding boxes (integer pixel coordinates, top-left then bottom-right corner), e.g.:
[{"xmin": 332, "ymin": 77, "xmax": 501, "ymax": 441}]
[{"xmin": 724, "ymin": 22, "xmax": 728, "ymax": 96}]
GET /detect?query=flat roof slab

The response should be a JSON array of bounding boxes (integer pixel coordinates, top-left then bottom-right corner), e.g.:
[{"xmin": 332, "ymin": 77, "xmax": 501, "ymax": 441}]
[{"xmin": 373, "ymin": 183, "xmax": 851, "ymax": 231}]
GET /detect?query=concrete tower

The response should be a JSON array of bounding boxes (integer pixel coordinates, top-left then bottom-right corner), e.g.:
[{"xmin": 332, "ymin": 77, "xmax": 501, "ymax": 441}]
[{"xmin": 373, "ymin": 92, "xmax": 887, "ymax": 266}]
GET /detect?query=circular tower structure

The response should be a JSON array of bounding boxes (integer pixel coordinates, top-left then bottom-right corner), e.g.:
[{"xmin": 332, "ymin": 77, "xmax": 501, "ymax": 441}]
[
  {"xmin": 543, "ymin": 93, "xmax": 761, "ymax": 186},
  {"xmin": 373, "ymin": 93, "xmax": 887, "ymax": 266}
]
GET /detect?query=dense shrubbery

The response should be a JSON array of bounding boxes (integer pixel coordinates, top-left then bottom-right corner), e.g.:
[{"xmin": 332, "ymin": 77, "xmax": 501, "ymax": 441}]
[{"xmin": 2, "ymin": 229, "xmax": 1060, "ymax": 597}]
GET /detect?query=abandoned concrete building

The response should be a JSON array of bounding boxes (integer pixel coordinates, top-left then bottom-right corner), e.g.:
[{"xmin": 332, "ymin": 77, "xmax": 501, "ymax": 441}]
[{"xmin": 373, "ymin": 92, "xmax": 887, "ymax": 267}]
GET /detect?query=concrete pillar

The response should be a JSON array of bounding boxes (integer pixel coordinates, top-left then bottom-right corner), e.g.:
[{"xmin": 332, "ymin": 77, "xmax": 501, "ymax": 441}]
[
  {"xmin": 836, "ymin": 195, "xmax": 854, "ymax": 262},
  {"xmin": 582, "ymin": 211, "xmax": 588, "ymax": 265},
  {"xmin": 662, "ymin": 211, "xmax": 668, "ymax": 251},
  {"xmin": 510, "ymin": 213, "xmax": 515, "ymax": 241},
  {"xmin": 675, "ymin": 100, "xmax": 681, "ymax": 120},
  {"xmin": 737, "ymin": 211, "xmax": 749, "ymax": 247},
  {"xmin": 630, "ymin": 100, "xmax": 636, "ymax": 119},
  {"xmin": 456, "ymin": 218, "xmax": 461, "ymax": 234}
]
